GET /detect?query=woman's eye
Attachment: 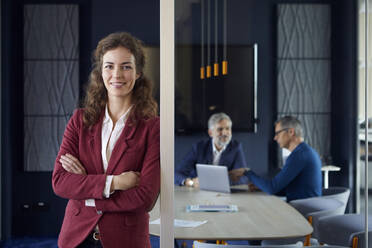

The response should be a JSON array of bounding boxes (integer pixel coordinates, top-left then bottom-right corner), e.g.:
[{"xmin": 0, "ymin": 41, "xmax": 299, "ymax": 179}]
[
  {"xmin": 104, "ymin": 65, "xmax": 113, "ymax": 69},
  {"xmin": 123, "ymin": 65, "xmax": 132, "ymax": 70}
]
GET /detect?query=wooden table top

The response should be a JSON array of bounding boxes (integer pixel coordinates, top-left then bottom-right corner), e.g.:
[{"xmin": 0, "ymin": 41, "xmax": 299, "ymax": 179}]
[{"xmin": 149, "ymin": 186, "xmax": 313, "ymax": 240}]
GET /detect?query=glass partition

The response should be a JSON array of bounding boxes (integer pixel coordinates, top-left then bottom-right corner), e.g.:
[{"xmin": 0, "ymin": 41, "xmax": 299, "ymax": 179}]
[{"xmin": 357, "ymin": 0, "xmax": 372, "ymax": 215}]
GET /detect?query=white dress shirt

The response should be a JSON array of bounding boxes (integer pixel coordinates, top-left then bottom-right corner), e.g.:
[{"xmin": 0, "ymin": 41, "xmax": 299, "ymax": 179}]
[
  {"xmin": 212, "ymin": 142, "xmax": 227, "ymax": 165},
  {"xmin": 85, "ymin": 105, "xmax": 133, "ymax": 207}
]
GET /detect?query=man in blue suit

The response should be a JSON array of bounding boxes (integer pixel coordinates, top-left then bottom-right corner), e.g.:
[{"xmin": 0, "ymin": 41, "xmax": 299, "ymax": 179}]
[{"xmin": 175, "ymin": 112, "xmax": 248, "ymax": 187}]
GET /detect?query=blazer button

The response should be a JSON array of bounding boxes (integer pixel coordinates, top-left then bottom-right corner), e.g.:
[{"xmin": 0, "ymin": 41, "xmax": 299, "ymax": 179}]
[{"xmin": 97, "ymin": 210, "xmax": 102, "ymax": 215}]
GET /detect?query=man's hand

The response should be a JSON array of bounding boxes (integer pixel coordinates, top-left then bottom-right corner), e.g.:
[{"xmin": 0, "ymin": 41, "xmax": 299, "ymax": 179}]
[
  {"xmin": 229, "ymin": 168, "xmax": 249, "ymax": 182},
  {"xmin": 111, "ymin": 171, "xmax": 140, "ymax": 191},
  {"xmin": 60, "ymin": 154, "xmax": 87, "ymax": 175},
  {"xmin": 248, "ymin": 183, "xmax": 260, "ymax": 192},
  {"xmin": 185, "ymin": 177, "xmax": 199, "ymax": 188}
]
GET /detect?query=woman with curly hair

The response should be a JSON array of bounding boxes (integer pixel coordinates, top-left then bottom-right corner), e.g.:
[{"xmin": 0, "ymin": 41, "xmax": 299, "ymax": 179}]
[{"xmin": 52, "ymin": 32, "xmax": 160, "ymax": 248}]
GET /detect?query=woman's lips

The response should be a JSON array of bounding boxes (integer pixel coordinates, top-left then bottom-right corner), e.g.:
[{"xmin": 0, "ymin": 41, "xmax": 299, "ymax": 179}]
[{"xmin": 110, "ymin": 82, "xmax": 126, "ymax": 88}]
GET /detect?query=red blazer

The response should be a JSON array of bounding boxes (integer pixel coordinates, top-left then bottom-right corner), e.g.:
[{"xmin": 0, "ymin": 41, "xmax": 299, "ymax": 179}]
[{"xmin": 52, "ymin": 109, "xmax": 160, "ymax": 248}]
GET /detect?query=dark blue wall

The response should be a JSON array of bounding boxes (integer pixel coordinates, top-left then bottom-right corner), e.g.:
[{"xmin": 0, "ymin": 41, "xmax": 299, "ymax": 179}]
[{"xmin": 91, "ymin": 0, "xmax": 160, "ymax": 47}]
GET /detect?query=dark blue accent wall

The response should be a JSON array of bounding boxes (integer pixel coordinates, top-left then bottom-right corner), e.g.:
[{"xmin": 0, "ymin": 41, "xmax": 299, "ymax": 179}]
[
  {"xmin": 330, "ymin": 0, "xmax": 358, "ymax": 212},
  {"xmin": 91, "ymin": 0, "xmax": 160, "ymax": 47}
]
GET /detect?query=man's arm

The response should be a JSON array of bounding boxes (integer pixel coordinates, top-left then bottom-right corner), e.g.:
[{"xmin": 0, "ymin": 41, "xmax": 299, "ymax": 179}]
[
  {"xmin": 244, "ymin": 154, "xmax": 307, "ymax": 195},
  {"xmin": 175, "ymin": 144, "xmax": 199, "ymax": 185}
]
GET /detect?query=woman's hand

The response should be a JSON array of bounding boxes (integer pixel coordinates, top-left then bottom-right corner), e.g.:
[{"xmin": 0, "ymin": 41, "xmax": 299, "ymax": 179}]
[
  {"xmin": 59, "ymin": 153, "xmax": 87, "ymax": 175},
  {"xmin": 111, "ymin": 171, "xmax": 140, "ymax": 191}
]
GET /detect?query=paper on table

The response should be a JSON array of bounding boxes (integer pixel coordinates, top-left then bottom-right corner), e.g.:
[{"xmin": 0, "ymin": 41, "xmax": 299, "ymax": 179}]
[{"xmin": 149, "ymin": 218, "xmax": 207, "ymax": 228}]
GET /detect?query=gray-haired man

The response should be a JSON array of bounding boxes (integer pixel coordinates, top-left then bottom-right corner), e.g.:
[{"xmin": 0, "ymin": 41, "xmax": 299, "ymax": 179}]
[{"xmin": 175, "ymin": 112, "xmax": 249, "ymax": 187}]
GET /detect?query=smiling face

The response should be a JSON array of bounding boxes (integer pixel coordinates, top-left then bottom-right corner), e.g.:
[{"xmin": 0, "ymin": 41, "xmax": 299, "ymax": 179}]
[
  {"xmin": 208, "ymin": 119, "xmax": 232, "ymax": 150},
  {"xmin": 102, "ymin": 46, "xmax": 140, "ymax": 102}
]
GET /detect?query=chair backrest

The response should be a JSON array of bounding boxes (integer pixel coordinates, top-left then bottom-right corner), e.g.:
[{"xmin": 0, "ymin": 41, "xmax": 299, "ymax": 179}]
[
  {"xmin": 193, "ymin": 241, "xmax": 347, "ymax": 248},
  {"xmin": 193, "ymin": 242, "xmax": 252, "ymax": 248},
  {"xmin": 289, "ymin": 197, "xmax": 343, "ymax": 216},
  {"xmin": 321, "ymin": 187, "xmax": 350, "ymax": 212}
]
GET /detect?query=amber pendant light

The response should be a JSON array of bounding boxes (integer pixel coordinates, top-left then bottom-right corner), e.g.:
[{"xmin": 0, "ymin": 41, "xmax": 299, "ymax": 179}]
[
  {"xmin": 206, "ymin": 0, "xmax": 212, "ymax": 78},
  {"xmin": 222, "ymin": 0, "xmax": 228, "ymax": 75},
  {"xmin": 214, "ymin": 0, "xmax": 219, "ymax": 76},
  {"xmin": 200, "ymin": 0, "xmax": 205, "ymax": 79}
]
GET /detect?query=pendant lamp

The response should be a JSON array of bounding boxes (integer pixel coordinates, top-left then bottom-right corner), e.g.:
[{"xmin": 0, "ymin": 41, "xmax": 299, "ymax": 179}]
[
  {"xmin": 222, "ymin": 0, "xmax": 227, "ymax": 75},
  {"xmin": 214, "ymin": 0, "xmax": 219, "ymax": 76}
]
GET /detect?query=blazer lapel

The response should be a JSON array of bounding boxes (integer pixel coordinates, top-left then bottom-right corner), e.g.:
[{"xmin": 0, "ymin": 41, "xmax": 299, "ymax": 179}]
[
  {"xmin": 106, "ymin": 116, "xmax": 138, "ymax": 175},
  {"xmin": 205, "ymin": 139, "xmax": 214, "ymax": 164},
  {"xmin": 89, "ymin": 113, "xmax": 105, "ymax": 174},
  {"xmin": 219, "ymin": 142, "xmax": 231, "ymax": 167}
]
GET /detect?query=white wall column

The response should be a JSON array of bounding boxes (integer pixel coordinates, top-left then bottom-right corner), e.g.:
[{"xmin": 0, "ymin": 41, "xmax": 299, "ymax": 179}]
[{"xmin": 160, "ymin": 0, "xmax": 174, "ymax": 247}]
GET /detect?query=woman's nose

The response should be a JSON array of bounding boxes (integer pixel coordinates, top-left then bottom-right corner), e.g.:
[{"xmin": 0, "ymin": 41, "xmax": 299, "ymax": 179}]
[{"xmin": 113, "ymin": 68, "xmax": 122, "ymax": 77}]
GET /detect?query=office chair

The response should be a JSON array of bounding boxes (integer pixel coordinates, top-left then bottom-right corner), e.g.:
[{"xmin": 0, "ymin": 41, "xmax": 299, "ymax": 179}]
[
  {"xmin": 290, "ymin": 197, "xmax": 346, "ymax": 240},
  {"xmin": 262, "ymin": 197, "xmax": 345, "ymax": 246},
  {"xmin": 193, "ymin": 240, "xmax": 348, "ymax": 248},
  {"xmin": 317, "ymin": 214, "xmax": 372, "ymax": 248}
]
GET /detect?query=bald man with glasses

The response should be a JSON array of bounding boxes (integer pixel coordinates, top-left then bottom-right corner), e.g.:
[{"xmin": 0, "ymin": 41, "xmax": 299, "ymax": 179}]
[{"xmin": 230, "ymin": 116, "xmax": 322, "ymax": 201}]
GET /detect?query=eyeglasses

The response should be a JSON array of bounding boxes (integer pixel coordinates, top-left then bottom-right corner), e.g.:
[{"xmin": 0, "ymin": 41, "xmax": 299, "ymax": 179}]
[{"xmin": 274, "ymin": 128, "xmax": 289, "ymax": 136}]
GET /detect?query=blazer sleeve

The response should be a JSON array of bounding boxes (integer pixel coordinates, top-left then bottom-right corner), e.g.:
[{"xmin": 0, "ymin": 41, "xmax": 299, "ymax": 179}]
[
  {"xmin": 52, "ymin": 109, "xmax": 107, "ymax": 200},
  {"xmin": 231, "ymin": 142, "xmax": 248, "ymax": 170},
  {"xmin": 174, "ymin": 143, "xmax": 198, "ymax": 185},
  {"xmin": 94, "ymin": 118, "xmax": 160, "ymax": 213},
  {"xmin": 229, "ymin": 142, "xmax": 249, "ymax": 185}
]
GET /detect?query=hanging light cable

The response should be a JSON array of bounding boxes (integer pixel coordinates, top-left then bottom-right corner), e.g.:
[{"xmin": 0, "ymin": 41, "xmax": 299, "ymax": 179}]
[
  {"xmin": 200, "ymin": 0, "xmax": 205, "ymax": 79},
  {"xmin": 214, "ymin": 0, "xmax": 219, "ymax": 76},
  {"xmin": 206, "ymin": 0, "xmax": 211, "ymax": 78},
  {"xmin": 222, "ymin": 0, "xmax": 227, "ymax": 75}
]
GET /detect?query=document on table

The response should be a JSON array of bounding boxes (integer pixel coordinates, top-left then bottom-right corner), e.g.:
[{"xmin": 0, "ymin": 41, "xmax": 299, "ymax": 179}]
[
  {"xmin": 149, "ymin": 218, "xmax": 208, "ymax": 228},
  {"xmin": 186, "ymin": 204, "xmax": 238, "ymax": 212}
]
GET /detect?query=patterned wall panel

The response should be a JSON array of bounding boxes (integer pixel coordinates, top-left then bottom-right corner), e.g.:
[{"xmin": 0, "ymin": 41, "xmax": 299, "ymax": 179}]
[
  {"xmin": 277, "ymin": 4, "xmax": 331, "ymax": 59},
  {"xmin": 24, "ymin": 5, "xmax": 79, "ymax": 171},
  {"xmin": 24, "ymin": 5, "xmax": 79, "ymax": 60},
  {"xmin": 277, "ymin": 4, "xmax": 331, "ymax": 163},
  {"xmin": 24, "ymin": 117, "xmax": 69, "ymax": 171},
  {"xmin": 278, "ymin": 60, "xmax": 331, "ymax": 113},
  {"xmin": 24, "ymin": 61, "xmax": 79, "ymax": 115}
]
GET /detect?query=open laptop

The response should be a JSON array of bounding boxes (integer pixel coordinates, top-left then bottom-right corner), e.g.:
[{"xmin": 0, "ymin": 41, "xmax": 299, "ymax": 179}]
[{"xmin": 196, "ymin": 163, "xmax": 248, "ymax": 193}]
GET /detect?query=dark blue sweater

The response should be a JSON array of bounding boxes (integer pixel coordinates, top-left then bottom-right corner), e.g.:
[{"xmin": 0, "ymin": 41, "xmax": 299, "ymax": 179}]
[{"xmin": 245, "ymin": 142, "xmax": 322, "ymax": 201}]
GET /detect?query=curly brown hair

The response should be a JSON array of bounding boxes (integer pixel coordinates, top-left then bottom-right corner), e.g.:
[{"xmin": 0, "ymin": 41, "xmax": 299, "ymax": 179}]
[{"xmin": 82, "ymin": 32, "xmax": 158, "ymax": 127}]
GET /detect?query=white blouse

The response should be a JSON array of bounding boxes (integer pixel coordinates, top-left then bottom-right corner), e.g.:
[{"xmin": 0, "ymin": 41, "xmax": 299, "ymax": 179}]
[{"xmin": 85, "ymin": 105, "xmax": 133, "ymax": 207}]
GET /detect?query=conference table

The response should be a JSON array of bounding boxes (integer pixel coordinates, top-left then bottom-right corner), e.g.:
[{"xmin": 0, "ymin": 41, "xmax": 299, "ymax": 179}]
[{"xmin": 149, "ymin": 186, "xmax": 313, "ymax": 240}]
